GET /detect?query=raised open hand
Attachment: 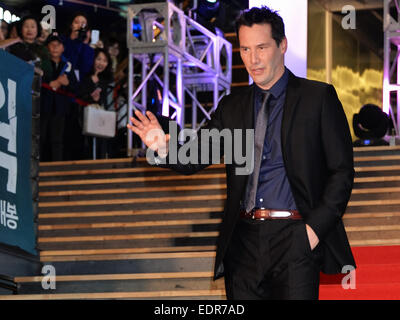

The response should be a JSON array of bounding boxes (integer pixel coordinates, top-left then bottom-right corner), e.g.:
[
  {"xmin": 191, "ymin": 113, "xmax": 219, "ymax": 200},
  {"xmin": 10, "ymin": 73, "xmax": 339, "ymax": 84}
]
[{"xmin": 127, "ymin": 109, "xmax": 170, "ymax": 157}]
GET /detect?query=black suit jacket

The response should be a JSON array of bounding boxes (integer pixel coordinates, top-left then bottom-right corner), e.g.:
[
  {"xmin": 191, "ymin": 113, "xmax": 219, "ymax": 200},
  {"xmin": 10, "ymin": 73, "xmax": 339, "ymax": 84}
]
[{"xmin": 158, "ymin": 70, "xmax": 356, "ymax": 279}]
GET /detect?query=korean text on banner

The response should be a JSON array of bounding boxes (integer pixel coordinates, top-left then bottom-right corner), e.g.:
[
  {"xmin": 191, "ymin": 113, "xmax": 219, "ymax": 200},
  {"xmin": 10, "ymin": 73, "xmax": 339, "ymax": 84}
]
[{"xmin": 0, "ymin": 50, "xmax": 36, "ymax": 255}]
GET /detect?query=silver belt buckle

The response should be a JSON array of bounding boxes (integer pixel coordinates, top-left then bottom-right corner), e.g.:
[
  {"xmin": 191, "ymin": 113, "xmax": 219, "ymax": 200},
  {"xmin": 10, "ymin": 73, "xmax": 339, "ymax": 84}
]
[{"xmin": 269, "ymin": 210, "xmax": 291, "ymax": 218}]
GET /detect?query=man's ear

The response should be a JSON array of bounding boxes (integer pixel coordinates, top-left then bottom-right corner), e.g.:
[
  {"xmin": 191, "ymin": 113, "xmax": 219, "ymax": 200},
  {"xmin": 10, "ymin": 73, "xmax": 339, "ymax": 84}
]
[{"xmin": 280, "ymin": 37, "xmax": 288, "ymax": 54}]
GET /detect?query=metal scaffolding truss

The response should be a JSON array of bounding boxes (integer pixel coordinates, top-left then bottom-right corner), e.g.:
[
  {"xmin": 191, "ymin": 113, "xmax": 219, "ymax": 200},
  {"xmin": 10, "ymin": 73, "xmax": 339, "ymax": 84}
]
[
  {"xmin": 384, "ymin": 0, "xmax": 400, "ymax": 136},
  {"xmin": 126, "ymin": 1, "xmax": 232, "ymax": 156}
]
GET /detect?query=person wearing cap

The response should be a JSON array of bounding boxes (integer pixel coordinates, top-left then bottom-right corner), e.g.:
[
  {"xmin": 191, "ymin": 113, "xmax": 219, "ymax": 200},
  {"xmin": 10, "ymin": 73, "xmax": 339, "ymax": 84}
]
[{"xmin": 40, "ymin": 33, "xmax": 78, "ymax": 161}]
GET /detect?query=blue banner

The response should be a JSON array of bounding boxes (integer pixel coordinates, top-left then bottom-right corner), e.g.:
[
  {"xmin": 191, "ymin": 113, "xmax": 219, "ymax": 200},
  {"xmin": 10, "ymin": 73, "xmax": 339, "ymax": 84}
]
[{"xmin": 0, "ymin": 50, "xmax": 36, "ymax": 255}]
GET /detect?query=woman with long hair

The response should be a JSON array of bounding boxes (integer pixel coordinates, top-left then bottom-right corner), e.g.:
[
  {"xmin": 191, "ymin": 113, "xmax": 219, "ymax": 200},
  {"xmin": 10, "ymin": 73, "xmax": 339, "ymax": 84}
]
[
  {"xmin": 79, "ymin": 48, "xmax": 113, "ymax": 106},
  {"xmin": 78, "ymin": 48, "xmax": 114, "ymax": 159}
]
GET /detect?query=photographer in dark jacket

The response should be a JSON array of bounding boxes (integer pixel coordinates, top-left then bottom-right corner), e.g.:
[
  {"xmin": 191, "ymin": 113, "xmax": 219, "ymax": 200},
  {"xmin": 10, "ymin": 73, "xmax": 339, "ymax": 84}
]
[
  {"xmin": 40, "ymin": 33, "xmax": 78, "ymax": 161},
  {"xmin": 60, "ymin": 12, "xmax": 94, "ymax": 82}
]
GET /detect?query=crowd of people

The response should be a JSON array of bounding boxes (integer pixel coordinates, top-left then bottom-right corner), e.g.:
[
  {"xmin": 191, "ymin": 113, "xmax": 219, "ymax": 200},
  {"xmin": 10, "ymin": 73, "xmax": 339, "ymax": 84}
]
[{"xmin": 0, "ymin": 12, "xmax": 126, "ymax": 161}]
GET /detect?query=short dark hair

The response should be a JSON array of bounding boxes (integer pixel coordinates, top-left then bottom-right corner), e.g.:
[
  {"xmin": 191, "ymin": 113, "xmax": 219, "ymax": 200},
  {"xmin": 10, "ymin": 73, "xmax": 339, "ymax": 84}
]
[
  {"xmin": 235, "ymin": 6, "xmax": 285, "ymax": 47},
  {"xmin": 68, "ymin": 12, "xmax": 90, "ymax": 35},
  {"xmin": 17, "ymin": 15, "xmax": 42, "ymax": 40},
  {"xmin": 70, "ymin": 12, "xmax": 89, "ymax": 26},
  {"xmin": 46, "ymin": 33, "xmax": 63, "ymax": 46}
]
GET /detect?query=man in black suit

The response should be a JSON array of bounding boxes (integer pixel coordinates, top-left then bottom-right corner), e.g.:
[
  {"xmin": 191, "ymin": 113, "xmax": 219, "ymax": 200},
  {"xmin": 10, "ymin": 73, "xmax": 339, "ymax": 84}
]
[{"xmin": 127, "ymin": 6, "xmax": 356, "ymax": 300}]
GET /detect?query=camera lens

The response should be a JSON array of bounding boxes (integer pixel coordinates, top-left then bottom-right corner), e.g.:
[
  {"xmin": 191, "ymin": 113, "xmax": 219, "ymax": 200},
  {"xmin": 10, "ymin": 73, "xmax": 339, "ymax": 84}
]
[{"xmin": 78, "ymin": 27, "xmax": 87, "ymax": 41}]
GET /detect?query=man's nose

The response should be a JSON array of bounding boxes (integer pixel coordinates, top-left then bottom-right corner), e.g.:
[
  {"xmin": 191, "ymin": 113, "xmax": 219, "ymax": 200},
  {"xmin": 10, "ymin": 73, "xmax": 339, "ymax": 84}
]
[{"xmin": 250, "ymin": 49, "xmax": 259, "ymax": 65}]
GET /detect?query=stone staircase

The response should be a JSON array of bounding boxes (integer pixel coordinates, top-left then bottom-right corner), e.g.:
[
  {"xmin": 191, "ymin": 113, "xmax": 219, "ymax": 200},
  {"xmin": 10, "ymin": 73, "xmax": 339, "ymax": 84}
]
[
  {"xmin": 0, "ymin": 145, "xmax": 400, "ymax": 299},
  {"xmin": 3, "ymin": 157, "xmax": 226, "ymax": 300}
]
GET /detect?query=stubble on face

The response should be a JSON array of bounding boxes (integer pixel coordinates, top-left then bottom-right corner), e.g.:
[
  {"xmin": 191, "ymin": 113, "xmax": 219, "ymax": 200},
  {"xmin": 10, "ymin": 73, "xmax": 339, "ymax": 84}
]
[{"xmin": 238, "ymin": 23, "xmax": 287, "ymax": 90}]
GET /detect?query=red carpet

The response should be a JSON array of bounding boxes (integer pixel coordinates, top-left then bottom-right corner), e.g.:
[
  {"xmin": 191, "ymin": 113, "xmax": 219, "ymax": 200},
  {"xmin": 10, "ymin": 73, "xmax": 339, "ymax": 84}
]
[{"xmin": 319, "ymin": 246, "xmax": 400, "ymax": 300}]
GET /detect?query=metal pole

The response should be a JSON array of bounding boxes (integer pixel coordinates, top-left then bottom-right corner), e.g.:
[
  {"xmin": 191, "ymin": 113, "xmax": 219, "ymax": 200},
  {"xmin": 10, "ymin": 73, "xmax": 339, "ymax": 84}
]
[
  {"xmin": 162, "ymin": 48, "xmax": 170, "ymax": 118},
  {"xmin": 192, "ymin": 88, "xmax": 197, "ymax": 129},
  {"xmin": 383, "ymin": 0, "xmax": 391, "ymax": 117},
  {"xmin": 131, "ymin": 56, "xmax": 163, "ymax": 103},
  {"xmin": 397, "ymin": 45, "xmax": 400, "ymax": 135},
  {"xmin": 142, "ymin": 56, "xmax": 147, "ymax": 112},
  {"xmin": 213, "ymin": 78, "xmax": 218, "ymax": 114},
  {"xmin": 153, "ymin": 73, "xmax": 179, "ymax": 103},
  {"xmin": 141, "ymin": 56, "xmax": 147, "ymax": 150},
  {"xmin": 93, "ymin": 137, "xmax": 96, "ymax": 160},
  {"xmin": 186, "ymin": 88, "xmax": 210, "ymax": 121},
  {"xmin": 176, "ymin": 56, "xmax": 184, "ymax": 129},
  {"xmin": 61, "ymin": 0, "xmax": 124, "ymax": 13},
  {"xmin": 126, "ymin": 2, "xmax": 232, "ymax": 138},
  {"xmin": 325, "ymin": 10, "xmax": 332, "ymax": 84},
  {"xmin": 398, "ymin": 47, "xmax": 400, "ymax": 134},
  {"xmin": 127, "ymin": 52, "xmax": 134, "ymax": 157}
]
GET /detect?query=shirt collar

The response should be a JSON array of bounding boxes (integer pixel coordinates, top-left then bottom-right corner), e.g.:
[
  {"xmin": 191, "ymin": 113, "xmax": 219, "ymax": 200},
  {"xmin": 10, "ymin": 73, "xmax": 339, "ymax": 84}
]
[{"xmin": 255, "ymin": 67, "xmax": 289, "ymax": 99}]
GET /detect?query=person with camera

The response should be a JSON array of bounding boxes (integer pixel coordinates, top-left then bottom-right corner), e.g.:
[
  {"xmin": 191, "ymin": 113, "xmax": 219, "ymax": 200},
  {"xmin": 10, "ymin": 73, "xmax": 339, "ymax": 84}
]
[
  {"xmin": 59, "ymin": 13, "xmax": 95, "ymax": 160},
  {"xmin": 60, "ymin": 12, "xmax": 94, "ymax": 82}
]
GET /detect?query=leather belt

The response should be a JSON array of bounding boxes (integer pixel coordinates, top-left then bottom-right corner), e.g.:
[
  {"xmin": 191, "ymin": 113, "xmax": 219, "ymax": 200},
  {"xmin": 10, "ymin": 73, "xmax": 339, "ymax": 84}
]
[{"xmin": 240, "ymin": 208, "xmax": 302, "ymax": 220}]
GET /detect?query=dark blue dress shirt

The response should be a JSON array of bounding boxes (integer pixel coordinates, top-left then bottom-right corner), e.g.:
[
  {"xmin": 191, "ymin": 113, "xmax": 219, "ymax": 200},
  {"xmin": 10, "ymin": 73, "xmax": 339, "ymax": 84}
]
[{"xmin": 253, "ymin": 67, "xmax": 297, "ymax": 210}]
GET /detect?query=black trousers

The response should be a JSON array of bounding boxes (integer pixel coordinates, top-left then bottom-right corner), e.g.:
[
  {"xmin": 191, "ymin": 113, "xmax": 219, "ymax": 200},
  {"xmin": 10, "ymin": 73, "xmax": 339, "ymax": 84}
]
[
  {"xmin": 40, "ymin": 113, "xmax": 66, "ymax": 161},
  {"xmin": 223, "ymin": 218, "xmax": 323, "ymax": 300}
]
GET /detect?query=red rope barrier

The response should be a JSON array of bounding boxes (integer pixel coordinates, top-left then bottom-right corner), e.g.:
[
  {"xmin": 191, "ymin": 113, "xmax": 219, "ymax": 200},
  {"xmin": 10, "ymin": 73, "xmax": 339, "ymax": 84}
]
[{"xmin": 41, "ymin": 82, "xmax": 90, "ymax": 107}]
